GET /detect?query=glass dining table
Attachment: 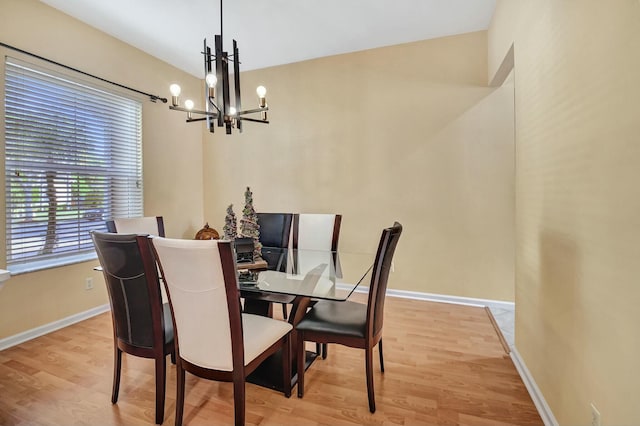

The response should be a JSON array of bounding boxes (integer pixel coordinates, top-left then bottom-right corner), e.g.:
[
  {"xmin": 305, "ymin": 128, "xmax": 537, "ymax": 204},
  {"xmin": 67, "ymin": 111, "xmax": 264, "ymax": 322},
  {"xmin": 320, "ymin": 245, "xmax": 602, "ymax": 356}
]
[{"xmin": 237, "ymin": 246, "xmax": 375, "ymax": 392}]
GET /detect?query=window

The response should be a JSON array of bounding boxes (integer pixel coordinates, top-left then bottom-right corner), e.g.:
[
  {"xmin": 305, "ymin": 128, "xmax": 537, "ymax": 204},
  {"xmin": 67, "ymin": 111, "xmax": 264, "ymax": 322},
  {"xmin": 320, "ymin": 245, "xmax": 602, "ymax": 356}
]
[{"xmin": 4, "ymin": 57, "xmax": 143, "ymax": 273}]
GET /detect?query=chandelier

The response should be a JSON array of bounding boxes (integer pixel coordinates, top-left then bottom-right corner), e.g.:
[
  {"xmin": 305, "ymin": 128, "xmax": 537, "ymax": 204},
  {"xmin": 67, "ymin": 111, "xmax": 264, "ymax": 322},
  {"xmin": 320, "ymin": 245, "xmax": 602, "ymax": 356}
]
[{"xmin": 168, "ymin": 0, "xmax": 268, "ymax": 134}]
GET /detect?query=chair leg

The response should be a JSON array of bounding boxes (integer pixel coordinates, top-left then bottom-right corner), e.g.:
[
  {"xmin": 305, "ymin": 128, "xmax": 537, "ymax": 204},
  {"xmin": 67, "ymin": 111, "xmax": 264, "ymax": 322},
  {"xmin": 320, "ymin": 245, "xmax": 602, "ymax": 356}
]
[
  {"xmin": 322, "ymin": 343, "xmax": 328, "ymax": 360},
  {"xmin": 282, "ymin": 303, "xmax": 288, "ymax": 320},
  {"xmin": 111, "ymin": 346, "xmax": 122, "ymax": 404},
  {"xmin": 175, "ymin": 363, "xmax": 185, "ymax": 426},
  {"xmin": 378, "ymin": 339, "xmax": 384, "ymax": 373},
  {"xmin": 233, "ymin": 376, "xmax": 245, "ymax": 426},
  {"xmin": 297, "ymin": 333, "xmax": 306, "ymax": 398},
  {"xmin": 365, "ymin": 347, "xmax": 376, "ymax": 413},
  {"xmin": 170, "ymin": 349, "xmax": 176, "ymax": 365},
  {"xmin": 282, "ymin": 335, "xmax": 292, "ymax": 398},
  {"xmin": 313, "ymin": 343, "xmax": 328, "ymax": 359},
  {"xmin": 154, "ymin": 356, "xmax": 166, "ymax": 424}
]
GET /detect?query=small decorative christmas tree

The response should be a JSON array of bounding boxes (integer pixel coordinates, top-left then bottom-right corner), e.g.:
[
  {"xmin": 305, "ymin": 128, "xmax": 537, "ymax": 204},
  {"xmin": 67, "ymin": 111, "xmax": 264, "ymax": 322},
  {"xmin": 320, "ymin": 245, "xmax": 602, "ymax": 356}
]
[
  {"xmin": 239, "ymin": 187, "xmax": 262, "ymax": 258},
  {"xmin": 222, "ymin": 204, "xmax": 237, "ymax": 241}
]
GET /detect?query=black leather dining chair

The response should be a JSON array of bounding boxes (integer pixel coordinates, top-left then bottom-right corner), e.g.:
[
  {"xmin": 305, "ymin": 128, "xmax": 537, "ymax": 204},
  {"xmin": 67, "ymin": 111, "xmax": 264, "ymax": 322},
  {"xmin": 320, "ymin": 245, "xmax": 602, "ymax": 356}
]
[
  {"xmin": 257, "ymin": 212, "xmax": 292, "ymax": 269},
  {"xmin": 295, "ymin": 222, "xmax": 402, "ymax": 413},
  {"xmin": 256, "ymin": 213, "xmax": 295, "ymax": 318},
  {"xmin": 106, "ymin": 215, "xmax": 170, "ymax": 305},
  {"xmin": 91, "ymin": 231, "xmax": 174, "ymax": 424}
]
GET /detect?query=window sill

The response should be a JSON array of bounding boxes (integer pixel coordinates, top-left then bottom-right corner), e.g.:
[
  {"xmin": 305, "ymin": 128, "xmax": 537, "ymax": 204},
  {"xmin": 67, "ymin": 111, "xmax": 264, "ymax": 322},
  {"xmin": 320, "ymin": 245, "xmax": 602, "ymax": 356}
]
[{"xmin": 8, "ymin": 252, "xmax": 98, "ymax": 275}]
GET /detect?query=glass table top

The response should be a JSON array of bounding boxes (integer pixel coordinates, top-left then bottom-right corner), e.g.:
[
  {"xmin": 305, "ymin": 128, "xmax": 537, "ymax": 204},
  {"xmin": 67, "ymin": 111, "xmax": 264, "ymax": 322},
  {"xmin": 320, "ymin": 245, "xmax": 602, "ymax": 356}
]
[{"xmin": 238, "ymin": 248, "xmax": 374, "ymax": 301}]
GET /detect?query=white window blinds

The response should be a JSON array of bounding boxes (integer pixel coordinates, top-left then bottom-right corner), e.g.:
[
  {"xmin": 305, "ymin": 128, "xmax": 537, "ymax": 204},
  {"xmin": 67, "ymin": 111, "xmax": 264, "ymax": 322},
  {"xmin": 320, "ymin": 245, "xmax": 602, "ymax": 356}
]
[{"xmin": 4, "ymin": 57, "xmax": 143, "ymax": 273}]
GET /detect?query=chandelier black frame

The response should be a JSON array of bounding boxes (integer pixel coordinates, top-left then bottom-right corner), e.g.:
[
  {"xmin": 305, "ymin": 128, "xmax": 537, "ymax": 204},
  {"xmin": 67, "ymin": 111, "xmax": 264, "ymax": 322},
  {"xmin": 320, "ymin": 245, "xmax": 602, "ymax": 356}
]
[{"xmin": 168, "ymin": 0, "xmax": 268, "ymax": 134}]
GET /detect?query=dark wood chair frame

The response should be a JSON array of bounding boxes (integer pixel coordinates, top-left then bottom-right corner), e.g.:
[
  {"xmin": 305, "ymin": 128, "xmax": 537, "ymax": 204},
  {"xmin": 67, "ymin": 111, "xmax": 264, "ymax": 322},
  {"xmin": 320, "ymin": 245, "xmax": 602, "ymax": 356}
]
[
  {"xmin": 91, "ymin": 231, "xmax": 175, "ymax": 425},
  {"xmin": 151, "ymin": 239, "xmax": 292, "ymax": 426},
  {"xmin": 295, "ymin": 222, "xmax": 402, "ymax": 413}
]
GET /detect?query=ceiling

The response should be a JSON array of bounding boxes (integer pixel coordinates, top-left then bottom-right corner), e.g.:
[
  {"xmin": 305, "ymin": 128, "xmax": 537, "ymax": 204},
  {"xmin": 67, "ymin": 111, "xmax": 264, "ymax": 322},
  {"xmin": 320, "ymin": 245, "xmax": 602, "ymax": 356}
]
[{"xmin": 40, "ymin": 0, "xmax": 496, "ymax": 77}]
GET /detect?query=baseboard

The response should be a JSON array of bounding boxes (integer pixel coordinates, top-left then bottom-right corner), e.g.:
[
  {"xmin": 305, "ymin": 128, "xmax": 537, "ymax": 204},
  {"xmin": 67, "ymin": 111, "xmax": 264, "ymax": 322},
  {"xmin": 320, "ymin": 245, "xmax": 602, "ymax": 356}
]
[
  {"xmin": 511, "ymin": 348, "xmax": 559, "ymax": 426},
  {"xmin": 345, "ymin": 284, "xmax": 515, "ymax": 312},
  {"xmin": 0, "ymin": 303, "xmax": 110, "ymax": 351}
]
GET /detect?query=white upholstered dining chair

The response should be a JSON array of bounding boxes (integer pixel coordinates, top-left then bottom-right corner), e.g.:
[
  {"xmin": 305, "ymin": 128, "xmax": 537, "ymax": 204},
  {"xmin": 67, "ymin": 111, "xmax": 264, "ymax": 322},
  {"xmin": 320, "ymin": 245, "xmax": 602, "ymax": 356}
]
[
  {"xmin": 150, "ymin": 237, "xmax": 292, "ymax": 426},
  {"xmin": 292, "ymin": 213, "xmax": 341, "ymax": 251},
  {"xmin": 106, "ymin": 216, "xmax": 165, "ymax": 236},
  {"xmin": 291, "ymin": 213, "xmax": 342, "ymax": 358}
]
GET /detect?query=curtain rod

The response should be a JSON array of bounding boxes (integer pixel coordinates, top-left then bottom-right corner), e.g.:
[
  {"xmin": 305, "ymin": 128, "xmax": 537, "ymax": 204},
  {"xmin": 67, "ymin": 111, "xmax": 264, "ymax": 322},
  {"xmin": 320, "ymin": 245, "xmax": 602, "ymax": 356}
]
[{"xmin": 1, "ymin": 41, "xmax": 168, "ymax": 104}]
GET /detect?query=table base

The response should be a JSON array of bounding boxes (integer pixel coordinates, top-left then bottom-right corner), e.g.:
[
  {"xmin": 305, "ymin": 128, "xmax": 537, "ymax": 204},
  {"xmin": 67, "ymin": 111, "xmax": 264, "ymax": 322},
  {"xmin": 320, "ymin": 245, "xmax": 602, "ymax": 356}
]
[{"xmin": 247, "ymin": 348, "xmax": 317, "ymax": 393}]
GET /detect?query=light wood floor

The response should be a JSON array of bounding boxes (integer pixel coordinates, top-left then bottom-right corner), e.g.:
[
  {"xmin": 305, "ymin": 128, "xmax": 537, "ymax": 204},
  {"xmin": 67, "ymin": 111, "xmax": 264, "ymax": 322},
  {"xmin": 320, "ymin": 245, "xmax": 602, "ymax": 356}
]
[{"xmin": 0, "ymin": 295, "xmax": 542, "ymax": 425}]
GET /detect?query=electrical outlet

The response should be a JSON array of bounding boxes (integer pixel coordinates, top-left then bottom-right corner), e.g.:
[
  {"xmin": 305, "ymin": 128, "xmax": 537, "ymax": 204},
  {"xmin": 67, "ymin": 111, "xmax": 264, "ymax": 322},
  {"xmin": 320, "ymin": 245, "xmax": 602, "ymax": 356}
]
[
  {"xmin": 85, "ymin": 277, "xmax": 94, "ymax": 290},
  {"xmin": 590, "ymin": 403, "xmax": 601, "ymax": 426}
]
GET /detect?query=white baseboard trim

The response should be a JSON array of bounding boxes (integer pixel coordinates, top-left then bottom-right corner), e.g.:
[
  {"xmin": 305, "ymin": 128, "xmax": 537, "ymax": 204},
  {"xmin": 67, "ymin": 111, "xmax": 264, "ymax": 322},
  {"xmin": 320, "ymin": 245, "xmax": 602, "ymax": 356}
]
[
  {"xmin": 511, "ymin": 347, "xmax": 558, "ymax": 426},
  {"xmin": 0, "ymin": 303, "xmax": 110, "ymax": 351},
  {"xmin": 345, "ymin": 284, "xmax": 515, "ymax": 312}
]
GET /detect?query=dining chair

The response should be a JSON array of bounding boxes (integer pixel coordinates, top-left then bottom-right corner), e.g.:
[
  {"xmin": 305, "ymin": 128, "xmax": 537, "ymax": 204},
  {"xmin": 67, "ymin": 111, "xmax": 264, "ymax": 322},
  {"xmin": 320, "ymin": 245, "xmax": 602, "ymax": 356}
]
[
  {"xmin": 106, "ymin": 216, "xmax": 165, "ymax": 237},
  {"xmin": 292, "ymin": 213, "xmax": 342, "ymax": 358},
  {"xmin": 257, "ymin": 212, "xmax": 292, "ymax": 268},
  {"xmin": 106, "ymin": 215, "xmax": 169, "ymax": 302},
  {"xmin": 292, "ymin": 213, "xmax": 341, "ymax": 252},
  {"xmin": 150, "ymin": 237, "xmax": 293, "ymax": 426},
  {"xmin": 256, "ymin": 212, "xmax": 295, "ymax": 318},
  {"xmin": 90, "ymin": 231, "xmax": 175, "ymax": 425},
  {"xmin": 295, "ymin": 222, "xmax": 402, "ymax": 413}
]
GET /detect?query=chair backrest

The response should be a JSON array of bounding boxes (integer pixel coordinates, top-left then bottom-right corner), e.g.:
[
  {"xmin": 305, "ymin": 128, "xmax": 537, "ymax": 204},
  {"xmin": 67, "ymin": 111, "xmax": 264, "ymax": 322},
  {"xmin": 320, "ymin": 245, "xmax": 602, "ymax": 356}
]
[
  {"xmin": 91, "ymin": 231, "xmax": 166, "ymax": 351},
  {"xmin": 366, "ymin": 222, "xmax": 403, "ymax": 339},
  {"xmin": 257, "ymin": 213, "xmax": 293, "ymax": 248},
  {"xmin": 106, "ymin": 216, "xmax": 165, "ymax": 237},
  {"xmin": 292, "ymin": 214, "xmax": 341, "ymax": 251},
  {"xmin": 291, "ymin": 214, "xmax": 342, "ymax": 288},
  {"xmin": 150, "ymin": 237, "xmax": 242, "ymax": 372}
]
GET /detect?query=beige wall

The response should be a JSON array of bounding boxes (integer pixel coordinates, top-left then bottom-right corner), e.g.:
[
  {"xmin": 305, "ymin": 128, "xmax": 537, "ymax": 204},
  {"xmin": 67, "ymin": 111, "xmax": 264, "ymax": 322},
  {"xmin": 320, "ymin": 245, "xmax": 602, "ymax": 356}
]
[
  {"xmin": 0, "ymin": 0, "xmax": 204, "ymax": 338},
  {"xmin": 0, "ymin": 2, "xmax": 516, "ymax": 345},
  {"xmin": 203, "ymin": 32, "xmax": 516, "ymax": 301},
  {"xmin": 489, "ymin": 1, "xmax": 640, "ymax": 424}
]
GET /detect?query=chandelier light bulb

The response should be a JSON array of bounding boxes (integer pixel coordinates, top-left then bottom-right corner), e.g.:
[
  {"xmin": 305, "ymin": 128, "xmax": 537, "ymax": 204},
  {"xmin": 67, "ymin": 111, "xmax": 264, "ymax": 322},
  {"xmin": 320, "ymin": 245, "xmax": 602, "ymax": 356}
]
[
  {"xmin": 256, "ymin": 86, "xmax": 267, "ymax": 108},
  {"xmin": 205, "ymin": 73, "xmax": 217, "ymax": 98},
  {"xmin": 169, "ymin": 83, "xmax": 181, "ymax": 107},
  {"xmin": 169, "ymin": 84, "xmax": 181, "ymax": 97},
  {"xmin": 205, "ymin": 73, "xmax": 217, "ymax": 88},
  {"xmin": 184, "ymin": 99, "xmax": 194, "ymax": 119},
  {"xmin": 227, "ymin": 106, "xmax": 238, "ymax": 128}
]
